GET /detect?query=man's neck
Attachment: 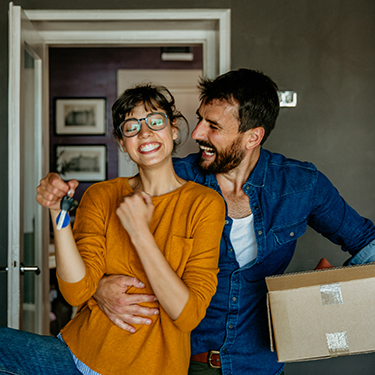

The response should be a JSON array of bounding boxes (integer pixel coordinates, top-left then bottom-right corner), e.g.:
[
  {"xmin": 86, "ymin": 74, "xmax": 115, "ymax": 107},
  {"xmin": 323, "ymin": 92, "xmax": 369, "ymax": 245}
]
[
  {"xmin": 215, "ymin": 147, "xmax": 261, "ymax": 219},
  {"xmin": 215, "ymin": 146, "xmax": 261, "ymax": 194}
]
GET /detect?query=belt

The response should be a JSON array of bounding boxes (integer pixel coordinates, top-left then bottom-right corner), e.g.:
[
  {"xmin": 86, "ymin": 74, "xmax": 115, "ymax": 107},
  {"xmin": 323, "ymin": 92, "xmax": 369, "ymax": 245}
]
[{"xmin": 191, "ymin": 350, "xmax": 221, "ymax": 369}]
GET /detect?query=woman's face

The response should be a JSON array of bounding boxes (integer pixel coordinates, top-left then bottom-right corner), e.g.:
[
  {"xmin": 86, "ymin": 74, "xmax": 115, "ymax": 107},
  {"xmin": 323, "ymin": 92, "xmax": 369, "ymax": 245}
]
[{"xmin": 119, "ymin": 104, "xmax": 178, "ymax": 169}]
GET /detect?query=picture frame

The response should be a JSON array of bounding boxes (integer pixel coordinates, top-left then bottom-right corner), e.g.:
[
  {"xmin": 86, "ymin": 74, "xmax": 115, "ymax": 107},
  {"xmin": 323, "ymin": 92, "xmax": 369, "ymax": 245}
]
[
  {"xmin": 56, "ymin": 145, "xmax": 107, "ymax": 182},
  {"xmin": 55, "ymin": 98, "xmax": 106, "ymax": 135}
]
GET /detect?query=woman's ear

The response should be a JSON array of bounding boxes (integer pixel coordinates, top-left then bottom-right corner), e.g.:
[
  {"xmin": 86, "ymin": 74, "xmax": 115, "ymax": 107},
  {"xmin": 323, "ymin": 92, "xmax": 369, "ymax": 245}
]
[
  {"xmin": 245, "ymin": 127, "xmax": 265, "ymax": 150},
  {"xmin": 171, "ymin": 120, "xmax": 178, "ymax": 140}
]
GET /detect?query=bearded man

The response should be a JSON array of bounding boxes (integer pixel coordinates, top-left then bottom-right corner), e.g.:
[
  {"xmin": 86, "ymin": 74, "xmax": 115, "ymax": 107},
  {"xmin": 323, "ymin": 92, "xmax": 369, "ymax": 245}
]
[{"xmin": 95, "ymin": 69, "xmax": 375, "ymax": 375}]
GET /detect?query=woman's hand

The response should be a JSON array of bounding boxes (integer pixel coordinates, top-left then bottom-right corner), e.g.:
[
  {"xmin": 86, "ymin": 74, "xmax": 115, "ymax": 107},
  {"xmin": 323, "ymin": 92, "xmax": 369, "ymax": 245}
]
[
  {"xmin": 116, "ymin": 191, "xmax": 154, "ymax": 240},
  {"xmin": 36, "ymin": 172, "xmax": 78, "ymax": 212}
]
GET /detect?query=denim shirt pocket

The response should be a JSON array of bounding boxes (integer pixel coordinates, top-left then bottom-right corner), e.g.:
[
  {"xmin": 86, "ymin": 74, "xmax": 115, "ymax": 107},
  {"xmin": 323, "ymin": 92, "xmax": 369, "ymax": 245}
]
[
  {"xmin": 164, "ymin": 235, "xmax": 194, "ymax": 278},
  {"xmin": 271, "ymin": 219, "xmax": 307, "ymax": 245}
]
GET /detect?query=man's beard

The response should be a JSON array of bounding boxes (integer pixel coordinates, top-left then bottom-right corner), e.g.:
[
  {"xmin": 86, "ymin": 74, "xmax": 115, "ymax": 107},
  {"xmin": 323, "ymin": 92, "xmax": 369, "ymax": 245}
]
[{"xmin": 197, "ymin": 136, "xmax": 246, "ymax": 174}]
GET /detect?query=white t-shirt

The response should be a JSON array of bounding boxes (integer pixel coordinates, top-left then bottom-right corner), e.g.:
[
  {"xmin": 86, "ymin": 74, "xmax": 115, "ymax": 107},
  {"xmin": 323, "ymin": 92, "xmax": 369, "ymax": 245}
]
[{"xmin": 229, "ymin": 214, "xmax": 257, "ymax": 267}]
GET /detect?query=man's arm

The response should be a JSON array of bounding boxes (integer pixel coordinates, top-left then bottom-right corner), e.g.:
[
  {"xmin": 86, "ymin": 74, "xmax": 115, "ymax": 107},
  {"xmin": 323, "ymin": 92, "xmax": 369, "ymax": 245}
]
[
  {"xmin": 346, "ymin": 239, "xmax": 375, "ymax": 265},
  {"xmin": 94, "ymin": 275, "xmax": 159, "ymax": 333}
]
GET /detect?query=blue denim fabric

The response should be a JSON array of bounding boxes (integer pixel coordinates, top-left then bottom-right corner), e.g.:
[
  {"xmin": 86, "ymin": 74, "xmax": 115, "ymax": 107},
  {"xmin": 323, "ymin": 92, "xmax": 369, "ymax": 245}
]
[
  {"xmin": 0, "ymin": 327, "xmax": 81, "ymax": 375},
  {"xmin": 173, "ymin": 148, "xmax": 375, "ymax": 375}
]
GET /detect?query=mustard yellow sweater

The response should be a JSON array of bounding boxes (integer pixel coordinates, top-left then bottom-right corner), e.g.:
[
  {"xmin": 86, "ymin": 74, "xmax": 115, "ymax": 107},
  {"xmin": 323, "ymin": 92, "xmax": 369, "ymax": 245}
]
[{"xmin": 58, "ymin": 178, "xmax": 225, "ymax": 375}]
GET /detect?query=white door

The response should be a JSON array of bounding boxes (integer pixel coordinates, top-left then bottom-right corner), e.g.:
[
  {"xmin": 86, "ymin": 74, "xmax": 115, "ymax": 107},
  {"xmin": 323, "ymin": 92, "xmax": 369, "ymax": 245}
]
[{"xmin": 7, "ymin": 2, "xmax": 49, "ymax": 334}]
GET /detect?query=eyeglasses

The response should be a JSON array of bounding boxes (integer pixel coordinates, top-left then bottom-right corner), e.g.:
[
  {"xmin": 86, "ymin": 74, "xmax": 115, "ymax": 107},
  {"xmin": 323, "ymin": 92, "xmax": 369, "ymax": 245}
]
[{"xmin": 119, "ymin": 112, "xmax": 169, "ymax": 138}]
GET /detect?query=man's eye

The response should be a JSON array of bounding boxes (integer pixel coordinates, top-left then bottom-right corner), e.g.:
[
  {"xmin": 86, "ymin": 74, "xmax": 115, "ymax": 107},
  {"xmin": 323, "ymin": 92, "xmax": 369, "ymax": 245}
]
[{"xmin": 209, "ymin": 124, "xmax": 218, "ymax": 130}]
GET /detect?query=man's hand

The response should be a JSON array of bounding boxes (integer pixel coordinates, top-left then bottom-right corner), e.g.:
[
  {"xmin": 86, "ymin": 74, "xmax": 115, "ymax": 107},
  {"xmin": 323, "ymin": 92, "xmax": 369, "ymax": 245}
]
[{"xmin": 94, "ymin": 275, "xmax": 159, "ymax": 333}]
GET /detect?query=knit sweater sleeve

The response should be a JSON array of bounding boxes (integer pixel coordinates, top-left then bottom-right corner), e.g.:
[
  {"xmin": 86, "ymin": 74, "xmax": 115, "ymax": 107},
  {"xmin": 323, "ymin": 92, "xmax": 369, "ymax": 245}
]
[
  {"xmin": 172, "ymin": 186, "xmax": 225, "ymax": 332},
  {"xmin": 57, "ymin": 180, "xmax": 120, "ymax": 306}
]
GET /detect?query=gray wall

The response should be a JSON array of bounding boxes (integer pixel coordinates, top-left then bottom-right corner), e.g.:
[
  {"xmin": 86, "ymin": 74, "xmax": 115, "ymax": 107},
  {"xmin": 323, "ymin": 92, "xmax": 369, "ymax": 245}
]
[{"xmin": 1, "ymin": 0, "xmax": 374, "ymax": 373}]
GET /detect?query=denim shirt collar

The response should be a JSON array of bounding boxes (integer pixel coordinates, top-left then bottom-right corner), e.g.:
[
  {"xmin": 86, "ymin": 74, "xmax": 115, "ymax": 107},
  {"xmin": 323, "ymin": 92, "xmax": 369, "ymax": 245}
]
[{"xmin": 203, "ymin": 147, "xmax": 268, "ymax": 191}]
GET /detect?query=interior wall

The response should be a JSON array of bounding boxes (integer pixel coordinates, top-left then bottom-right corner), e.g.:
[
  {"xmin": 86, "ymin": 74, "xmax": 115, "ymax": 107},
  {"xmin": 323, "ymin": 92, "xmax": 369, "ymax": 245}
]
[{"xmin": 2, "ymin": 1, "xmax": 375, "ymax": 373}]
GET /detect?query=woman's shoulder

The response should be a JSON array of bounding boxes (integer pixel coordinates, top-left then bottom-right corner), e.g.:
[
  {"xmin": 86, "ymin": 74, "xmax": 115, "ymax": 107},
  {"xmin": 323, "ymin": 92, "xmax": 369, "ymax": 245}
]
[
  {"xmin": 82, "ymin": 177, "xmax": 131, "ymax": 200},
  {"xmin": 182, "ymin": 181, "xmax": 224, "ymax": 204}
]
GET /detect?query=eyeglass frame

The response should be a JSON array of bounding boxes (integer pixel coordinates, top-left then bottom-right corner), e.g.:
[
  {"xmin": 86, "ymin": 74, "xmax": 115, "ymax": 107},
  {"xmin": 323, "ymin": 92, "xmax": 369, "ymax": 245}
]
[{"xmin": 118, "ymin": 112, "xmax": 169, "ymax": 138}]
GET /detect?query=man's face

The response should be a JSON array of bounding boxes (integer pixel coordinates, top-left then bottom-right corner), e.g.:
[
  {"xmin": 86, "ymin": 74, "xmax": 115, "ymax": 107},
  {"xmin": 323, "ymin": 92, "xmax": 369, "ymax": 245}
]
[{"xmin": 192, "ymin": 99, "xmax": 246, "ymax": 174}]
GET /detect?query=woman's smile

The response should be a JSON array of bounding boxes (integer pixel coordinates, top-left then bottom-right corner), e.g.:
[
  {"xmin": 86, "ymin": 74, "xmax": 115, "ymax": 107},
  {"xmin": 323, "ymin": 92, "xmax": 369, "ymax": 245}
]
[{"xmin": 138, "ymin": 142, "xmax": 162, "ymax": 154}]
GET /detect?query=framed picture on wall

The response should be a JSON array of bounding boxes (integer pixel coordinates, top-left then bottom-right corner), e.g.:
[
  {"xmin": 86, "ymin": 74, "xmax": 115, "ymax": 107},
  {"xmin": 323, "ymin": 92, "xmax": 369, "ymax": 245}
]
[
  {"xmin": 55, "ymin": 98, "xmax": 106, "ymax": 135},
  {"xmin": 56, "ymin": 145, "xmax": 107, "ymax": 182}
]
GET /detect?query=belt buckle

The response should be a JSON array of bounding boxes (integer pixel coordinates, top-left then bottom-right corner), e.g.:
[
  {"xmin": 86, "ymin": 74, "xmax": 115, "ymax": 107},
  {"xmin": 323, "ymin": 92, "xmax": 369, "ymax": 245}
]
[{"xmin": 208, "ymin": 350, "xmax": 221, "ymax": 369}]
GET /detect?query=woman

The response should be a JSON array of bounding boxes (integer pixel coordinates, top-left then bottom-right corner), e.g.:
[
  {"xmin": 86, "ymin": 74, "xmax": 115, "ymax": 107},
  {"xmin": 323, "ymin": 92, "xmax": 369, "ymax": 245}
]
[{"xmin": 0, "ymin": 85, "xmax": 225, "ymax": 375}]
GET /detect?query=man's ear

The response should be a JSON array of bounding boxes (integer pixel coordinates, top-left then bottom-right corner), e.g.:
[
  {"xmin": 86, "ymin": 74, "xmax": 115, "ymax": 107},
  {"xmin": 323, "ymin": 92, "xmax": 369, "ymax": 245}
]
[
  {"xmin": 119, "ymin": 139, "xmax": 128, "ymax": 153},
  {"xmin": 245, "ymin": 127, "xmax": 265, "ymax": 150}
]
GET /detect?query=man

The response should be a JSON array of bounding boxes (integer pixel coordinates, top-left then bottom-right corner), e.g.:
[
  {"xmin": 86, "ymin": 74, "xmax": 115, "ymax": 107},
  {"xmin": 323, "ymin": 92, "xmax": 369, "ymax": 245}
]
[{"xmin": 95, "ymin": 69, "xmax": 375, "ymax": 375}]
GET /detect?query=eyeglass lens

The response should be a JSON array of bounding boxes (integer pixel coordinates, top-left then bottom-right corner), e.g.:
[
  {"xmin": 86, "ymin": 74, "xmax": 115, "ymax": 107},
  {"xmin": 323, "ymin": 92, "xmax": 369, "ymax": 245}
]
[{"xmin": 121, "ymin": 112, "xmax": 167, "ymax": 137}]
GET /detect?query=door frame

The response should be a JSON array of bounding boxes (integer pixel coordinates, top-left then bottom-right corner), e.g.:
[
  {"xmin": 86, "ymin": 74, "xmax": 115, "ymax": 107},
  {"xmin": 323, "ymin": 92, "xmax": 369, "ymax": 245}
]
[
  {"xmin": 25, "ymin": 9, "xmax": 231, "ymax": 78},
  {"xmin": 8, "ymin": 6, "xmax": 231, "ymax": 334}
]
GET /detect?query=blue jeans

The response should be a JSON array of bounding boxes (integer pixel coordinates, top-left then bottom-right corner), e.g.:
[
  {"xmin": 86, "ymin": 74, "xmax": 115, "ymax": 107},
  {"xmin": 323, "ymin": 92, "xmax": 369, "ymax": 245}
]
[{"xmin": 0, "ymin": 327, "xmax": 81, "ymax": 375}]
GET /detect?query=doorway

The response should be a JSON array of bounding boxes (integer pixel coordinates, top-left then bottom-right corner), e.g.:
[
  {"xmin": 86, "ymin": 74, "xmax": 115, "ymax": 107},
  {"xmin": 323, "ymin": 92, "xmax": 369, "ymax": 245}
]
[{"xmin": 7, "ymin": 6, "xmax": 231, "ymax": 334}]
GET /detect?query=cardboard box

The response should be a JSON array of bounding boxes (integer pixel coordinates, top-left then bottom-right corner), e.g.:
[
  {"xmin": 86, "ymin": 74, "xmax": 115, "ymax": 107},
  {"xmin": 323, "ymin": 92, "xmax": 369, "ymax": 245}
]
[{"xmin": 266, "ymin": 262, "xmax": 375, "ymax": 362}]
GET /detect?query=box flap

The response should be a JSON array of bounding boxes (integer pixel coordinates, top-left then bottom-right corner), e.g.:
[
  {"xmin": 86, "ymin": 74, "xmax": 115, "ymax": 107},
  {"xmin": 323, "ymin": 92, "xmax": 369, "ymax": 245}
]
[
  {"xmin": 266, "ymin": 262, "xmax": 375, "ymax": 292},
  {"xmin": 266, "ymin": 293, "xmax": 275, "ymax": 352}
]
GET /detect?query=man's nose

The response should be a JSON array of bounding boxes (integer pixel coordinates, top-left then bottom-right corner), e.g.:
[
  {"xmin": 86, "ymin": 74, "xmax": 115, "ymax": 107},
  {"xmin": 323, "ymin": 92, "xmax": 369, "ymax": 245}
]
[{"xmin": 191, "ymin": 121, "xmax": 207, "ymax": 140}]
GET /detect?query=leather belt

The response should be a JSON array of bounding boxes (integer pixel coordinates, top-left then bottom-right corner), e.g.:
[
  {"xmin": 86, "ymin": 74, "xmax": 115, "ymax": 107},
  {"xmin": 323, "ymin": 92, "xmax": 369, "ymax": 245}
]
[{"xmin": 191, "ymin": 350, "xmax": 221, "ymax": 369}]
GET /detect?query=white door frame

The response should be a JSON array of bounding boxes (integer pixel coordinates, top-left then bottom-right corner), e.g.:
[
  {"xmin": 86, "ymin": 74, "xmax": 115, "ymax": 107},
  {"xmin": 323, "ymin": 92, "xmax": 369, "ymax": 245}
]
[
  {"xmin": 25, "ymin": 9, "xmax": 231, "ymax": 78},
  {"xmin": 9, "ymin": 6, "xmax": 230, "ymax": 334}
]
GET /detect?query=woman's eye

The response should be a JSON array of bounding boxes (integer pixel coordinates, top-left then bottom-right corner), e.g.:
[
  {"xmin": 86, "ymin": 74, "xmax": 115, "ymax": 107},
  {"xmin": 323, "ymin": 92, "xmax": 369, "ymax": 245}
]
[
  {"xmin": 126, "ymin": 124, "xmax": 138, "ymax": 132},
  {"xmin": 151, "ymin": 119, "xmax": 163, "ymax": 127}
]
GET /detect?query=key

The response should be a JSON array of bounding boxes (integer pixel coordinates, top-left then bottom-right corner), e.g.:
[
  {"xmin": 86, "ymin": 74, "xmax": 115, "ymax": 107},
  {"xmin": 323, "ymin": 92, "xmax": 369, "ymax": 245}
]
[{"xmin": 56, "ymin": 194, "xmax": 77, "ymax": 230}]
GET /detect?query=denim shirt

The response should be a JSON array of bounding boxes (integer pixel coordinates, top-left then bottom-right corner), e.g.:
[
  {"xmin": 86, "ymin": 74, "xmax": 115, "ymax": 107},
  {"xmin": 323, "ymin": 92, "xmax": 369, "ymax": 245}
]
[{"xmin": 173, "ymin": 148, "xmax": 375, "ymax": 375}]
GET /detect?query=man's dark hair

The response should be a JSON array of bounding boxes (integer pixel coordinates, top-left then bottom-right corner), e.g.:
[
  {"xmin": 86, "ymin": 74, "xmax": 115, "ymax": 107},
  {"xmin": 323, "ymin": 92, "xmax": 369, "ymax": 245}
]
[
  {"xmin": 112, "ymin": 84, "xmax": 188, "ymax": 152},
  {"xmin": 198, "ymin": 69, "xmax": 280, "ymax": 144}
]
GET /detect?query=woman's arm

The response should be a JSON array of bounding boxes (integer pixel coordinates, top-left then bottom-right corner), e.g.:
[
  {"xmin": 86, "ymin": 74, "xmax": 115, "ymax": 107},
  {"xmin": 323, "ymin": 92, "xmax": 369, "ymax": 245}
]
[
  {"xmin": 116, "ymin": 191, "xmax": 189, "ymax": 320},
  {"xmin": 36, "ymin": 173, "xmax": 85, "ymax": 282}
]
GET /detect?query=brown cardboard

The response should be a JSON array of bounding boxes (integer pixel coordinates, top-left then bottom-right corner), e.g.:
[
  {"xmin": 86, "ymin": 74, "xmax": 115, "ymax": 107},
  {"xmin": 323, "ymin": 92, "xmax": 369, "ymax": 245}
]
[{"xmin": 266, "ymin": 263, "xmax": 375, "ymax": 362}]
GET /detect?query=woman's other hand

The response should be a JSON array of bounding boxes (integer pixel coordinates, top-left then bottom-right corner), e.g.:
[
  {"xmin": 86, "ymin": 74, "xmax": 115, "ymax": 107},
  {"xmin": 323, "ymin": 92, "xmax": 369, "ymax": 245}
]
[
  {"xmin": 36, "ymin": 172, "xmax": 78, "ymax": 212},
  {"xmin": 116, "ymin": 191, "xmax": 154, "ymax": 239}
]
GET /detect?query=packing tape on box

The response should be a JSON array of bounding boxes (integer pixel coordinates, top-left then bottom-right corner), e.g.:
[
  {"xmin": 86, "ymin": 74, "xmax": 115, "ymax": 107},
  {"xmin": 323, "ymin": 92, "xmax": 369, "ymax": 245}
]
[
  {"xmin": 326, "ymin": 331, "xmax": 350, "ymax": 356},
  {"xmin": 320, "ymin": 283, "xmax": 343, "ymax": 305}
]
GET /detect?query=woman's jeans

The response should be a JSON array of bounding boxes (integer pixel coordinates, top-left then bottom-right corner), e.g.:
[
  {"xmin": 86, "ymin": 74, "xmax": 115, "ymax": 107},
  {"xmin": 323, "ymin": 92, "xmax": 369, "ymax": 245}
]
[{"xmin": 0, "ymin": 327, "xmax": 81, "ymax": 375}]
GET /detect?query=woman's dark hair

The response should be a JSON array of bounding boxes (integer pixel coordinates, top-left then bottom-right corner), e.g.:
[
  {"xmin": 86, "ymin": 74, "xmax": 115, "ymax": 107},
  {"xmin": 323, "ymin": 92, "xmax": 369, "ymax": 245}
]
[
  {"xmin": 198, "ymin": 69, "xmax": 280, "ymax": 145},
  {"xmin": 112, "ymin": 84, "xmax": 188, "ymax": 153}
]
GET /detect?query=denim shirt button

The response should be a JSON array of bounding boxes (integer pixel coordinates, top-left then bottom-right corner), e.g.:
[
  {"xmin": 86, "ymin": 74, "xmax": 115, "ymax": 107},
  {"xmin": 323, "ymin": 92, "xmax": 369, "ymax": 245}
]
[
  {"xmin": 290, "ymin": 232, "xmax": 295, "ymax": 237},
  {"xmin": 225, "ymin": 220, "xmax": 229, "ymax": 225},
  {"xmin": 258, "ymin": 230, "xmax": 262, "ymax": 235},
  {"xmin": 245, "ymin": 185, "xmax": 250, "ymax": 190},
  {"xmin": 229, "ymin": 248, "xmax": 233, "ymax": 252},
  {"xmin": 232, "ymin": 297, "xmax": 237, "ymax": 301},
  {"xmin": 254, "ymin": 206, "xmax": 259, "ymax": 210},
  {"xmin": 229, "ymin": 324, "xmax": 234, "ymax": 329}
]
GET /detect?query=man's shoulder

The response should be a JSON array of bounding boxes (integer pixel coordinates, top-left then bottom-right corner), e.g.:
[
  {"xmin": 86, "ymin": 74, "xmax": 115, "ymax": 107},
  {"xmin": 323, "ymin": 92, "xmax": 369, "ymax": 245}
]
[
  {"xmin": 262, "ymin": 149, "xmax": 319, "ymax": 195},
  {"xmin": 264, "ymin": 149, "xmax": 317, "ymax": 171}
]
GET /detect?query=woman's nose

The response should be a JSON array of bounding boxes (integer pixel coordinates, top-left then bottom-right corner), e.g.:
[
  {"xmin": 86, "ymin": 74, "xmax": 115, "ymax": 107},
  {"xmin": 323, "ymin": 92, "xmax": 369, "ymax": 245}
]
[{"xmin": 138, "ymin": 120, "xmax": 152, "ymax": 138}]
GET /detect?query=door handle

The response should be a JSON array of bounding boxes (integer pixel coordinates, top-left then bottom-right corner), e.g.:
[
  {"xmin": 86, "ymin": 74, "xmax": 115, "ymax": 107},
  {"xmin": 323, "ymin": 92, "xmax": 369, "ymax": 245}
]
[
  {"xmin": 20, "ymin": 263, "xmax": 41, "ymax": 275},
  {"xmin": 0, "ymin": 263, "xmax": 41, "ymax": 275}
]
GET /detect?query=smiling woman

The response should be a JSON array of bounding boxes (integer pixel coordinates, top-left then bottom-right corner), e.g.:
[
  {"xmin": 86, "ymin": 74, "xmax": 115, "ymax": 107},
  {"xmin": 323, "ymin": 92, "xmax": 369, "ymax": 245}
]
[{"xmin": 0, "ymin": 83, "xmax": 225, "ymax": 375}]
